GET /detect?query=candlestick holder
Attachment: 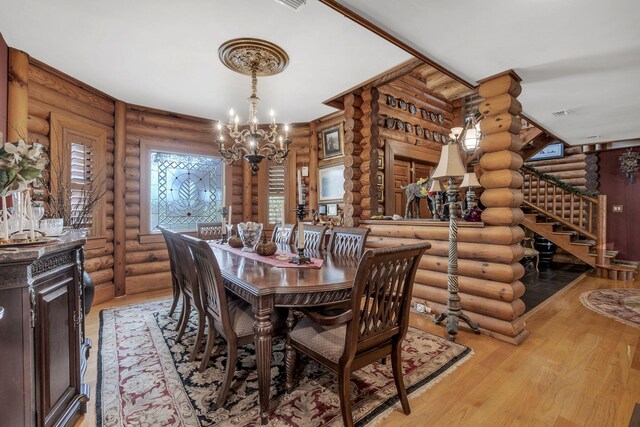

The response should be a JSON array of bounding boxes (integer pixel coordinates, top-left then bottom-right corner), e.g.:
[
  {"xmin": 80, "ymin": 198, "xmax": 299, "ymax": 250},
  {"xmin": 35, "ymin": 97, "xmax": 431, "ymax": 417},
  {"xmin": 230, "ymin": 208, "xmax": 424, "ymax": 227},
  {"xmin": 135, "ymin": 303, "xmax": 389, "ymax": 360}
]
[
  {"xmin": 219, "ymin": 207, "xmax": 229, "ymax": 244},
  {"xmin": 290, "ymin": 203, "xmax": 311, "ymax": 265}
]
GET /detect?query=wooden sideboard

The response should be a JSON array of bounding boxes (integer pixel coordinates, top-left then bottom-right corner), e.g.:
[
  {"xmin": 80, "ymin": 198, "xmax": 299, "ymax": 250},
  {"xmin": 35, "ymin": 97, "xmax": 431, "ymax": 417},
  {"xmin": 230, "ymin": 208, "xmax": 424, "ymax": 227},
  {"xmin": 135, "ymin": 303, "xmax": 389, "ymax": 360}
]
[{"xmin": 0, "ymin": 235, "xmax": 90, "ymax": 427}]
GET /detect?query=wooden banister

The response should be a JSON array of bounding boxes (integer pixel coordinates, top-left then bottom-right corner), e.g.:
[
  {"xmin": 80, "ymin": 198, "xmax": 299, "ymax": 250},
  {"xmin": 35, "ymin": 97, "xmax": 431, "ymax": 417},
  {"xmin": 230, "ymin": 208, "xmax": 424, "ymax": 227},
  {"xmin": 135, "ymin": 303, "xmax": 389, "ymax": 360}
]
[
  {"xmin": 596, "ymin": 195, "xmax": 607, "ymax": 266},
  {"xmin": 521, "ymin": 168, "xmax": 605, "ymax": 249}
]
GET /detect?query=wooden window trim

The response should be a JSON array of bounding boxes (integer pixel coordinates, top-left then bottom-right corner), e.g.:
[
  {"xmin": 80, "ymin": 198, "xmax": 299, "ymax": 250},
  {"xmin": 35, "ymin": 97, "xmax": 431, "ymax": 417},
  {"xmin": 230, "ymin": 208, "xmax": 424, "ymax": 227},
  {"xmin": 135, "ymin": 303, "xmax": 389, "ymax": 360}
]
[
  {"xmin": 383, "ymin": 139, "xmax": 440, "ymax": 216},
  {"xmin": 49, "ymin": 112, "xmax": 108, "ymax": 245},
  {"xmin": 138, "ymin": 139, "xmax": 229, "ymax": 242},
  {"xmin": 258, "ymin": 158, "xmax": 291, "ymax": 233}
]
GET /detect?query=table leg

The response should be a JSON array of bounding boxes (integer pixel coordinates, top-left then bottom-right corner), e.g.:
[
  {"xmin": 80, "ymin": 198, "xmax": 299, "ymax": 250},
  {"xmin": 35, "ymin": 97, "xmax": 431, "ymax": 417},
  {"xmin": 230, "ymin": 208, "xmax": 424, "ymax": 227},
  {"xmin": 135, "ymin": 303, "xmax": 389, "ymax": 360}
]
[{"xmin": 253, "ymin": 295, "xmax": 274, "ymax": 425}]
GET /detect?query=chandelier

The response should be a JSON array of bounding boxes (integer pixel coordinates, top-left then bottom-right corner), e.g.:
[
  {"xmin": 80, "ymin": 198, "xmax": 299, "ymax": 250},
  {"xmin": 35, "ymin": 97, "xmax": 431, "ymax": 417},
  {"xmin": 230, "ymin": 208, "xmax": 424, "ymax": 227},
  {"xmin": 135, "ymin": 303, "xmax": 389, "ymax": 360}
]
[{"xmin": 216, "ymin": 38, "xmax": 292, "ymax": 174}]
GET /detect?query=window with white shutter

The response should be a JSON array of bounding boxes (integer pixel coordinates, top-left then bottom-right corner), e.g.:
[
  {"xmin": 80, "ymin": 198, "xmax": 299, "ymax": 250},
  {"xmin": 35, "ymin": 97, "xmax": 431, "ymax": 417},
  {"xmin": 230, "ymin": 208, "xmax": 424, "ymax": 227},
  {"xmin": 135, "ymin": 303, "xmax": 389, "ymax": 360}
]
[
  {"xmin": 50, "ymin": 113, "xmax": 107, "ymax": 242},
  {"xmin": 267, "ymin": 163, "xmax": 285, "ymax": 224}
]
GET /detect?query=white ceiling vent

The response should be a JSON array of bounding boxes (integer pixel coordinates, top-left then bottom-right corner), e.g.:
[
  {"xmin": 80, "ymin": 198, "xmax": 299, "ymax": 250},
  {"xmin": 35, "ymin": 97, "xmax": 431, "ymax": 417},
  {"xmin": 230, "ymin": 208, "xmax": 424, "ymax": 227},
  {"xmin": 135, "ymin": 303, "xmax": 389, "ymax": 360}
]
[
  {"xmin": 274, "ymin": 0, "xmax": 306, "ymax": 10},
  {"xmin": 552, "ymin": 110, "xmax": 570, "ymax": 117}
]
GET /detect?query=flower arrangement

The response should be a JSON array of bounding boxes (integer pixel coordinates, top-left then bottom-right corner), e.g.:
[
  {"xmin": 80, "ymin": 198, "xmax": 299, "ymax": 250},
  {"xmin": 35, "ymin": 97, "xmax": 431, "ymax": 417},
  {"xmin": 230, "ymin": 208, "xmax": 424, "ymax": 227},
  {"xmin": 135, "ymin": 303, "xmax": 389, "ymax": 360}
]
[{"xmin": 0, "ymin": 134, "xmax": 48, "ymax": 195}]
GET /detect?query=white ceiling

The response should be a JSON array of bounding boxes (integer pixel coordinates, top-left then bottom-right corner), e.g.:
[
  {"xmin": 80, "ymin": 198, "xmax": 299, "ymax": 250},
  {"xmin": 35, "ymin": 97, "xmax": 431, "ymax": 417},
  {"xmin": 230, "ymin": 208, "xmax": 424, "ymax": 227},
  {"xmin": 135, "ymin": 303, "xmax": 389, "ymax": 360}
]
[
  {"xmin": 336, "ymin": 0, "xmax": 640, "ymax": 145},
  {"xmin": 0, "ymin": 0, "xmax": 411, "ymax": 124}
]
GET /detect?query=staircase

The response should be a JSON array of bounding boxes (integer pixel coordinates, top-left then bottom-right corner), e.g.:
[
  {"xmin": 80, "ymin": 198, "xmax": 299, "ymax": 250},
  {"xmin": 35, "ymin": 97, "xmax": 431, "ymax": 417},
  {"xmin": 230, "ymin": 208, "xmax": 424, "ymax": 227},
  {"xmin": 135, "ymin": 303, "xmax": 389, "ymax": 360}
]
[{"xmin": 521, "ymin": 166, "xmax": 637, "ymax": 281}]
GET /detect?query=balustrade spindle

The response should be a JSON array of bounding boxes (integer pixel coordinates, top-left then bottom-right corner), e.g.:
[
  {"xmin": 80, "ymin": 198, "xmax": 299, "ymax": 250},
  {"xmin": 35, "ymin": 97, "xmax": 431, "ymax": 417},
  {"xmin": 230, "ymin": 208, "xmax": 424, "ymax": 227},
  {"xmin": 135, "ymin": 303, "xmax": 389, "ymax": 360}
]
[{"xmin": 570, "ymin": 193, "xmax": 575, "ymax": 224}]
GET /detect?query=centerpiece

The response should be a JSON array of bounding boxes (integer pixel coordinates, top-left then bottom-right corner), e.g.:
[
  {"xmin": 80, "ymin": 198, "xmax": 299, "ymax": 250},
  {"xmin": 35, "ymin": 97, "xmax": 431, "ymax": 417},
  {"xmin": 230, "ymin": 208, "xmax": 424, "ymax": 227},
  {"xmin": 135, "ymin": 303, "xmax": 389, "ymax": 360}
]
[
  {"xmin": 0, "ymin": 135, "xmax": 48, "ymax": 243},
  {"xmin": 236, "ymin": 221, "xmax": 264, "ymax": 252}
]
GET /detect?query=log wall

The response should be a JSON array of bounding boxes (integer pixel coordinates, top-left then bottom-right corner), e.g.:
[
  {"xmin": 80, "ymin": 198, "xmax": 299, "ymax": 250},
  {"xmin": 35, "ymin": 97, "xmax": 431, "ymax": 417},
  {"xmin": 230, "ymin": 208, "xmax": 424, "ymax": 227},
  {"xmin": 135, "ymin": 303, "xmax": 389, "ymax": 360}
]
[
  {"xmin": 123, "ymin": 105, "xmax": 244, "ymax": 295},
  {"xmin": 25, "ymin": 56, "xmax": 117, "ymax": 305},
  {"xmin": 361, "ymin": 220, "xmax": 526, "ymax": 341}
]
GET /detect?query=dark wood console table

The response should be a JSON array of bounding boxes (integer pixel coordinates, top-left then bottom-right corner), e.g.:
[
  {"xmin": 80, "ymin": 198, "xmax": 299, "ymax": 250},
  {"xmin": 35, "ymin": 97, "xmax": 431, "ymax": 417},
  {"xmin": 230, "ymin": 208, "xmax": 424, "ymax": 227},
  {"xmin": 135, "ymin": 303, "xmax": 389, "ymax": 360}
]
[{"xmin": 0, "ymin": 235, "xmax": 90, "ymax": 426}]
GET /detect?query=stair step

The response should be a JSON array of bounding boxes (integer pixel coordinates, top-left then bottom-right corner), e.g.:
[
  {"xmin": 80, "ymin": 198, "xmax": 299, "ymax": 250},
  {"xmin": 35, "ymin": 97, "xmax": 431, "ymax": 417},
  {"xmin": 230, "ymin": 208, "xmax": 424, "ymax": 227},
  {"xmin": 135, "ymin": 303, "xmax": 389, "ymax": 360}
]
[
  {"xmin": 589, "ymin": 250, "xmax": 618, "ymax": 258},
  {"xmin": 571, "ymin": 241, "xmax": 594, "ymax": 246},
  {"xmin": 552, "ymin": 231, "xmax": 577, "ymax": 236}
]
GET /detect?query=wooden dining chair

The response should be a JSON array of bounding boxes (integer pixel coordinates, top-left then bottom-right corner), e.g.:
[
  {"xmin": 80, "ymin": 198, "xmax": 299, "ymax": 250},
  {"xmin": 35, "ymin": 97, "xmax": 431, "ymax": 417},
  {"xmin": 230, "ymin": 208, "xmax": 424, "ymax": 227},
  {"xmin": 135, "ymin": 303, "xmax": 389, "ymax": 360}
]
[
  {"xmin": 181, "ymin": 234, "xmax": 284, "ymax": 406},
  {"xmin": 285, "ymin": 243, "xmax": 430, "ymax": 427},
  {"xmin": 327, "ymin": 226, "xmax": 371, "ymax": 258},
  {"xmin": 297, "ymin": 224, "xmax": 328, "ymax": 251},
  {"xmin": 271, "ymin": 223, "xmax": 296, "ymax": 245},
  {"xmin": 197, "ymin": 222, "xmax": 223, "ymax": 240},
  {"xmin": 159, "ymin": 227, "xmax": 207, "ymax": 362},
  {"xmin": 159, "ymin": 226, "xmax": 182, "ymax": 317}
]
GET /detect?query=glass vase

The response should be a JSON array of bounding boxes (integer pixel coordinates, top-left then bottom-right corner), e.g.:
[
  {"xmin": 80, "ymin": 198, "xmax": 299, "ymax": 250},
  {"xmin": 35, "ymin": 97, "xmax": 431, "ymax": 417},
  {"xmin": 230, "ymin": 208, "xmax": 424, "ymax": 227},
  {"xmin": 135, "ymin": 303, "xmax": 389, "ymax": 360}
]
[{"xmin": 236, "ymin": 222, "xmax": 263, "ymax": 252}]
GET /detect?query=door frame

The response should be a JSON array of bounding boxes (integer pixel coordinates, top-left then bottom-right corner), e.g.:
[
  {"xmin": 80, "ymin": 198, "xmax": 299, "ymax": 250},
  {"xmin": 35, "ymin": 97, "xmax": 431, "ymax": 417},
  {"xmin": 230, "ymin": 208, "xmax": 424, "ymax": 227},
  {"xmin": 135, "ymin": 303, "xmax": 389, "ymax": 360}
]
[{"xmin": 384, "ymin": 139, "xmax": 440, "ymax": 216}]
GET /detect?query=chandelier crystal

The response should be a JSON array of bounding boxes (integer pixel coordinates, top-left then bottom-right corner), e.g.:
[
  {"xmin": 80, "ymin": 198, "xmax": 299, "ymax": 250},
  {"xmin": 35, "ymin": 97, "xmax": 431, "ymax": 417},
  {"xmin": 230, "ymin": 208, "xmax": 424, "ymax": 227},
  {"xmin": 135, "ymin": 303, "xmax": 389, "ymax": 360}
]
[{"xmin": 215, "ymin": 38, "xmax": 292, "ymax": 174}]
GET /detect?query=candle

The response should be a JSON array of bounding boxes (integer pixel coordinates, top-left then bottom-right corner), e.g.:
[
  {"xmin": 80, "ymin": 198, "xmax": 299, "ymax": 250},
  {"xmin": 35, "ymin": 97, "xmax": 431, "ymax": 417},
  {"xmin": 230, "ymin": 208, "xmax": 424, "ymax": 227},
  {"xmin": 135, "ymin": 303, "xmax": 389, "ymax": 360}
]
[
  {"xmin": 298, "ymin": 221, "xmax": 305, "ymax": 250},
  {"xmin": 228, "ymin": 205, "xmax": 232, "ymax": 225},
  {"xmin": 26, "ymin": 192, "xmax": 35, "ymax": 240},
  {"xmin": 221, "ymin": 207, "xmax": 226, "ymax": 233},
  {"xmin": 281, "ymin": 204, "xmax": 286, "ymax": 228},
  {"xmin": 2, "ymin": 194, "xmax": 8, "ymax": 240},
  {"xmin": 297, "ymin": 170, "xmax": 303, "ymax": 204},
  {"xmin": 270, "ymin": 109, "xmax": 275, "ymax": 125}
]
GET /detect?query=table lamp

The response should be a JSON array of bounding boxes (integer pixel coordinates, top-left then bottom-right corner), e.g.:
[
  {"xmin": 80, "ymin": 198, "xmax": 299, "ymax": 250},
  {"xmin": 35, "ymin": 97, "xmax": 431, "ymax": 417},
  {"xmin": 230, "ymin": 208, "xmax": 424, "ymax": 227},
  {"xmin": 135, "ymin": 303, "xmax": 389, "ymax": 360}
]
[{"xmin": 460, "ymin": 172, "xmax": 483, "ymax": 222}]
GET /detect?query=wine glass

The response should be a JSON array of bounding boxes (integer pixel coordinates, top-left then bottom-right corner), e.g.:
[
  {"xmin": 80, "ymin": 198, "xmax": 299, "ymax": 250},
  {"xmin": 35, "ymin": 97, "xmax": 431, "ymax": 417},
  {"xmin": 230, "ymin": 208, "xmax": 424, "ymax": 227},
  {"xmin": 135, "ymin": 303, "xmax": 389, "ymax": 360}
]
[{"xmin": 31, "ymin": 206, "xmax": 45, "ymax": 230}]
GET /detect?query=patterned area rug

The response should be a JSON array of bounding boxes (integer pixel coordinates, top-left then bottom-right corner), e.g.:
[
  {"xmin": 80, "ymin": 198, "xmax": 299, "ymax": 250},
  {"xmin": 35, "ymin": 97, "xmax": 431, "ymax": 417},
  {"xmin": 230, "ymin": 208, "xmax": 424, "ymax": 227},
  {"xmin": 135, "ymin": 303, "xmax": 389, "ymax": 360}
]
[
  {"xmin": 580, "ymin": 289, "xmax": 640, "ymax": 328},
  {"xmin": 97, "ymin": 301, "xmax": 472, "ymax": 426}
]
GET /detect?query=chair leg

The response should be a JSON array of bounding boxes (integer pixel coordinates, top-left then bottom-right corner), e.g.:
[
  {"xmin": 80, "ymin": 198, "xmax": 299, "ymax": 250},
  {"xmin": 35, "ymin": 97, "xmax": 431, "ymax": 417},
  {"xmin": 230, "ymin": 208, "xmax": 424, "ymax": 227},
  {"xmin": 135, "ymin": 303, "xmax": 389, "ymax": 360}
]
[
  {"xmin": 338, "ymin": 365, "xmax": 354, "ymax": 427},
  {"xmin": 176, "ymin": 298, "xmax": 191, "ymax": 342},
  {"xmin": 391, "ymin": 340, "xmax": 411, "ymax": 415},
  {"xmin": 190, "ymin": 311, "xmax": 206, "ymax": 362},
  {"xmin": 198, "ymin": 323, "xmax": 217, "ymax": 373},
  {"xmin": 285, "ymin": 345, "xmax": 297, "ymax": 394},
  {"xmin": 535, "ymin": 254, "xmax": 540, "ymax": 272},
  {"xmin": 168, "ymin": 281, "xmax": 180, "ymax": 317},
  {"xmin": 216, "ymin": 337, "xmax": 238, "ymax": 407}
]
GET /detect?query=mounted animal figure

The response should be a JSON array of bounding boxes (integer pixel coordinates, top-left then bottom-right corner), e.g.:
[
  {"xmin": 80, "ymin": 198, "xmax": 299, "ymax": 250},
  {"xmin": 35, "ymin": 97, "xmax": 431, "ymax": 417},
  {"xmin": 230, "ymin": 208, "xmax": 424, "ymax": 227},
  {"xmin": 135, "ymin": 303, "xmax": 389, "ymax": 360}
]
[{"xmin": 401, "ymin": 177, "xmax": 433, "ymax": 219}]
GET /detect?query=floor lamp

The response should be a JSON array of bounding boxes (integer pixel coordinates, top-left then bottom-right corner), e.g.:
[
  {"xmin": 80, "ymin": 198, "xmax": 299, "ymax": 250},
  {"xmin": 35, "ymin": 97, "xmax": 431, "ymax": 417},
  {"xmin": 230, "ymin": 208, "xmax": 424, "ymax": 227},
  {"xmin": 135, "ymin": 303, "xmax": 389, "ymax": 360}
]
[{"xmin": 432, "ymin": 139, "xmax": 481, "ymax": 341}]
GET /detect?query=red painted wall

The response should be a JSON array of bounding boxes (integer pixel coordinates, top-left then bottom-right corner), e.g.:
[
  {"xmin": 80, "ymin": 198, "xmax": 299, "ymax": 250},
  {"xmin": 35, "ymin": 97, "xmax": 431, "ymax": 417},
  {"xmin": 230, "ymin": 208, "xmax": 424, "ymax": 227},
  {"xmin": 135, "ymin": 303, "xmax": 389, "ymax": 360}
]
[
  {"xmin": 598, "ymin": 147, "xmax": 640, "ymax": 261},
  {"xmin": 0, "ymin": 34, "xmax": 6, "ymax": 212},
  {"xmin": 0, "ymin": 33, "xmax": 7, "ymax": 139}
]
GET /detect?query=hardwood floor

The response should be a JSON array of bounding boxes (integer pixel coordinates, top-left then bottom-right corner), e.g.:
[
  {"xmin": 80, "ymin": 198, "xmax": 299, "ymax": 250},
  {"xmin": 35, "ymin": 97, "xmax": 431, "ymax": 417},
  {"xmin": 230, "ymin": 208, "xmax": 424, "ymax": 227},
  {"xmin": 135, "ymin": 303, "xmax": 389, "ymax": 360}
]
[{"xmin": 77, "ymin": 273, "xmax": 640, "ymax": 426}]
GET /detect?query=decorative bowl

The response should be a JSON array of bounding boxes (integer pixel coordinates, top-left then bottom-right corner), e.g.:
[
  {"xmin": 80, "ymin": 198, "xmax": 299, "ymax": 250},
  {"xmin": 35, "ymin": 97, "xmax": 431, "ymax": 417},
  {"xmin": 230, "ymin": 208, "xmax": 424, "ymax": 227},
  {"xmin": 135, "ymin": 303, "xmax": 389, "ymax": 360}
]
[{"xmin": 236, "ymin": 222, "xmax": 264, "ymax": 252}]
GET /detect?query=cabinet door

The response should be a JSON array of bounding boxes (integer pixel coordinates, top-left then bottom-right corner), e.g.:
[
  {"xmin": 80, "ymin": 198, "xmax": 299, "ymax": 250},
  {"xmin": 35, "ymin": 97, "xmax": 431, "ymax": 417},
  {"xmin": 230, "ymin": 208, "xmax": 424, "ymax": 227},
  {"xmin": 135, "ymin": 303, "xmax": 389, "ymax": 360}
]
[{"xmin": 34, "ymin": 269, "xmax": 80, "ymax": 427}]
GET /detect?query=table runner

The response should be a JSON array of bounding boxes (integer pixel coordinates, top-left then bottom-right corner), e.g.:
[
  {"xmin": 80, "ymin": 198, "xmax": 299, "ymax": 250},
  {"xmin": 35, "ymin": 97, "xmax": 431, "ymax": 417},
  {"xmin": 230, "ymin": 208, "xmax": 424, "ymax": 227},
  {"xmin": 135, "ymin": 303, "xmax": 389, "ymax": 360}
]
[{"xmin": 209, "ymin": 242, "xmax": 324, "ymax": 268}]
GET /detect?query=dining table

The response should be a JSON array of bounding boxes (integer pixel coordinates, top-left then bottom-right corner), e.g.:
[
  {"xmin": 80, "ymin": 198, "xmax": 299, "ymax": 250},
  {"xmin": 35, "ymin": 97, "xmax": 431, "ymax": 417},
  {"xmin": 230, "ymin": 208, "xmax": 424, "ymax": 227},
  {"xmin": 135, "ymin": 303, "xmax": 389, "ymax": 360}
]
[{"xmin": 208, "ymin": 243, "xmax": 361, "ymax": 425}]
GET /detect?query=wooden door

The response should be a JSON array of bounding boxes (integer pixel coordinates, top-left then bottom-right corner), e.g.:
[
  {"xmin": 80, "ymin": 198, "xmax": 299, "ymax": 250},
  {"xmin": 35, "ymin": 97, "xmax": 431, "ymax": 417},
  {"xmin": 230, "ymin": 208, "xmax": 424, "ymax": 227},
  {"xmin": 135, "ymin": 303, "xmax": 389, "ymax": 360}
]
[
  {"xmin": 413, "ymin": 163, "xmax": 433, "ymax": 219},
  {"xmin": 34, "ymin": 267, "xmax": 80, "ymax": 427},
  {"xmin": 393, "ymin": 159, "xmax": 411, "ymax": 217}
]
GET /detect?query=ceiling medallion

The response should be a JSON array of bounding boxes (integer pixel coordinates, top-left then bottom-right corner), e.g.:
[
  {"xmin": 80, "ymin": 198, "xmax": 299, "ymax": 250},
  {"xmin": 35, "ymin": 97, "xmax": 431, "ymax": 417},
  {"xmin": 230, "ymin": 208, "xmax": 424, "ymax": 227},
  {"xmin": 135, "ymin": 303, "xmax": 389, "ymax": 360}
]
[
  {"xmin": 218, "ymin": 38, "xmax": 289, "ymax": 77},
  {"xmin": 215, "ymin": 38, "xmax": 292, "ymax": 174}
]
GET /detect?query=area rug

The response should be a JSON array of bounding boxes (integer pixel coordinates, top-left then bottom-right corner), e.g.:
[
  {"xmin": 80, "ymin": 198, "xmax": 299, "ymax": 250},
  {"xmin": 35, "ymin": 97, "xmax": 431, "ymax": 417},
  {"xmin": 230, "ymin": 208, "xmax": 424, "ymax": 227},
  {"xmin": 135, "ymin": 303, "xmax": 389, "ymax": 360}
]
[
  {"xmin": 580, "ymin": 289, "xmax": 640, "ymax": 328},
  {"xmin": 97, "ymin": 301, "xmax": 472, "ymax": 427}
]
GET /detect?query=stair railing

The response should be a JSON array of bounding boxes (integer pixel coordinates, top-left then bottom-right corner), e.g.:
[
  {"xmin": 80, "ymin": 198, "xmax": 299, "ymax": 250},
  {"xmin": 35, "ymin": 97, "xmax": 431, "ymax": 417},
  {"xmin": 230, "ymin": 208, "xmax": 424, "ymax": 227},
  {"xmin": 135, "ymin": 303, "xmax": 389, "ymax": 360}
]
[{"xmin": 521, "ymin": 165, "xmax": 607, "ymax": 266}]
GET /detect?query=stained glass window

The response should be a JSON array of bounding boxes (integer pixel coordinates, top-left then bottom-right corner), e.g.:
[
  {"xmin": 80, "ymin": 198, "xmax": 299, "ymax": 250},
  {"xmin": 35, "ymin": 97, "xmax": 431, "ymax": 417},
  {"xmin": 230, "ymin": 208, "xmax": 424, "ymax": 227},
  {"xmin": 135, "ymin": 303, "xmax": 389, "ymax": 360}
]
[{"xmin": 149, "ymin": 151, "xmax": 223, "ymax": 232}]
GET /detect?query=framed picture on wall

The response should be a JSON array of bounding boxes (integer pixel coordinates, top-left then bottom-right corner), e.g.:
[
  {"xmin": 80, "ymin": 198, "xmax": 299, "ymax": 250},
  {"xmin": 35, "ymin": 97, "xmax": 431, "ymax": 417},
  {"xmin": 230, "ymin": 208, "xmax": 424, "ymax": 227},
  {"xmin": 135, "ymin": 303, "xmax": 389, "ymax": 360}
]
[
  {"xmin": 318, "ymin": 163, "xmax": 345, "ymax": 203},
  {"xmin": 326, "ymin": 203, "xmax": 338, "ymax": 216},
  {"xmin": 321, "ymin": 123, "xmax": 344, "ymax": 159},
  {"xmin": 529, "ymin": 141, "xmax": 564, "ymax": 161}
]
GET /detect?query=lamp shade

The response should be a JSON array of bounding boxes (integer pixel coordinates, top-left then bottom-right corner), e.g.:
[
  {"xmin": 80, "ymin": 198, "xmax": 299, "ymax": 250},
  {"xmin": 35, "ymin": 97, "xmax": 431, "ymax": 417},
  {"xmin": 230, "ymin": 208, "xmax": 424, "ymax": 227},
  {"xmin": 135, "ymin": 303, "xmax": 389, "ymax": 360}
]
[
  {"xmin": 428, "ymin": 179, "xmax": 443, "ymax": 192},
  {"xmin": 460, "ymin": 172, "xmax": 482, "ymax": 188},
  {"xmin": 432, "ymin": 141, "xmax": 467, "ymax": 180}
]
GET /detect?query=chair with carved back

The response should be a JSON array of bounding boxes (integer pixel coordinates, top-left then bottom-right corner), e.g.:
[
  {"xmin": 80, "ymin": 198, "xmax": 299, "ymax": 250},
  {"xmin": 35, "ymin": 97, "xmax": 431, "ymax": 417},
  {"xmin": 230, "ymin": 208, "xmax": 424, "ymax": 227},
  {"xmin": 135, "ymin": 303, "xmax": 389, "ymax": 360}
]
[
  {"xmin": 159, "ymin": 226, "xmax": 181, "ymax": 318},
  {"xmin": 296, "ymin": 224, "xmax": 328, "ymax": 251},
  {"xmin": 285, "ymin": 242, "xmax": 430, "ymax": 427},
  {"xmin": 197, "ymin": 222, "xmax": 224, "ymax": 240},
  {"xmin": 271, "ymin": 223, "xmax": 296, "ymax": 245},
  {"xmin": 327, "ymin": 226, "xmax": 371, "ymax": 258},
  {"xmin": 159, "ymin": 227, "xmax": 207, "ymax": 362},
  {"xmin": 181, "ymin": 234, "xmax": 285, "ymax": 406}
]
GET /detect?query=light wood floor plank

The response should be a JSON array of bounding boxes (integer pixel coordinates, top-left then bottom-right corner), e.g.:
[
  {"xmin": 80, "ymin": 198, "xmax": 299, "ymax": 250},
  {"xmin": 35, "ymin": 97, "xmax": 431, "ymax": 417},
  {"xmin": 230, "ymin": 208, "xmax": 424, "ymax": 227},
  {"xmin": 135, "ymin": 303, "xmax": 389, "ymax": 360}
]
[{"xmin": 76, "ymin": 273, "xmax": 640, "ymax": 426}]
